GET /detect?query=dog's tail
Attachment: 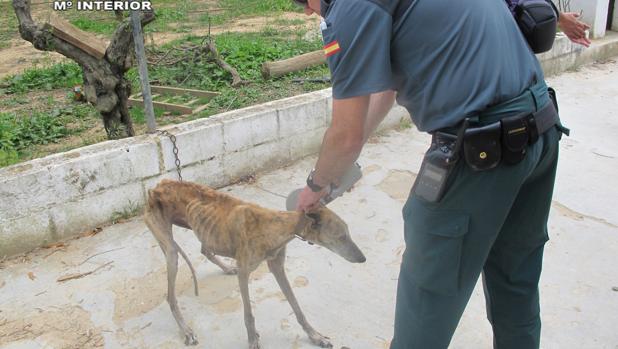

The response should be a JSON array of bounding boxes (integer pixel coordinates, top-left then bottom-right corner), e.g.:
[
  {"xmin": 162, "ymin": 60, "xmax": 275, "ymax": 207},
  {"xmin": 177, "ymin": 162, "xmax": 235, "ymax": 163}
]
[{"xmin": 175, "ymin": 240, "xmax": 199, "ymax": 297}]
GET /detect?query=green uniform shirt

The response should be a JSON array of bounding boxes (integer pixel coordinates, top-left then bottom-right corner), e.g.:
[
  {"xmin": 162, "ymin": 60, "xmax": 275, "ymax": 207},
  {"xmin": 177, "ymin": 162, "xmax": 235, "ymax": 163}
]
[{"xmin": 322, "ymin": 0, "xmax": 545, "ymax": 132}]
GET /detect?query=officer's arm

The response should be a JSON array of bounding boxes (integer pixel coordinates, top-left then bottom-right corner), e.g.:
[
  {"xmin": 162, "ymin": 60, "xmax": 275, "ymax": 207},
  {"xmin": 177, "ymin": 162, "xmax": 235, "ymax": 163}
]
[
  {"xmin": 363, "ymin": 90, "xmax": 396, "ymax": 143},
  {"xmin": 311, "ymin": 96, "xmax": 370, "ymax": 188}
]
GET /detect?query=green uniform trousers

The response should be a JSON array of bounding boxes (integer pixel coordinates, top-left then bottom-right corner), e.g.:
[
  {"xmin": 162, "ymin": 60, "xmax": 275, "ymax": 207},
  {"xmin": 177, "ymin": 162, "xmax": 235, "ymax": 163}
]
[{"xmin": 391, "ymin": 85, "xmax": 561, "ymax": 349}]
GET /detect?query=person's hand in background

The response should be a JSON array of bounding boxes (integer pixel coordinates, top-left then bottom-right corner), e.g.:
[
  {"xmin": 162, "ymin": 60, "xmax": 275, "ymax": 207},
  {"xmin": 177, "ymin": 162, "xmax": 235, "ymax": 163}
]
[{"xmin": 559, "ymin": 12, "xmax": 592, "ymax": 47}]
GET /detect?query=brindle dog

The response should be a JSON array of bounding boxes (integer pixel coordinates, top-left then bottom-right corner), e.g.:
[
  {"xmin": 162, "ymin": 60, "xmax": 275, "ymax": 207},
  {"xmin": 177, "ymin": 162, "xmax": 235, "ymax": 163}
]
[{"xmin": 144, "ymin": 179, "xmax": 366, "ymax": 349}]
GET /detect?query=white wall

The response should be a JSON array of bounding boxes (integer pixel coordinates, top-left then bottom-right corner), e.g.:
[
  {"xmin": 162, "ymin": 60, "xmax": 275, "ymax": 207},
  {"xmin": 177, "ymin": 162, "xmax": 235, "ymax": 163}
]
[
  {"xmin": 612, "ymin": 3, "xmax": 618, "ymax": 31},
  {"xmin": 569, "ymin": 0, "xmax": 610, "ymax": 38}
]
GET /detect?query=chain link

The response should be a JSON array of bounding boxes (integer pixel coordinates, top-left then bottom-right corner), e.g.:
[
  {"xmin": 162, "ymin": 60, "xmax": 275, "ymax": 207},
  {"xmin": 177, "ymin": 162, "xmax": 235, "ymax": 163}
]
[{"xmin": 158, "ymin": 130, "xmax": 183, "ymax": 181}]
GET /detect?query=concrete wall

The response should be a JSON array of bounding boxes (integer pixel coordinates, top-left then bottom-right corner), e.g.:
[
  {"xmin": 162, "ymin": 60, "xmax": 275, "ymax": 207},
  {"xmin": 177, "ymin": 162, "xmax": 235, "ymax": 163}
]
[
  {"xmin": 611, "ymin": 3, "xmax": 618, "ymax": 31},
  {"xmin": 569, "ymin": 0, "xmax": 610, "ymax": 38},
  {"xmin": 539, "ymin": 31, "xmax": 618, "ymax": 76},
  {"xmin": 0, "ymin": 89, "xmax": 410, "ymax": 257}
]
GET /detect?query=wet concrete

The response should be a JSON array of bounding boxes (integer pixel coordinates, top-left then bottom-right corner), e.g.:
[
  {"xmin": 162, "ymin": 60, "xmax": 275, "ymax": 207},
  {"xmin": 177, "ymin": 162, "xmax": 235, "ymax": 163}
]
[{"xmin": 1, "ymin": 61, "xmax": 618, "ymax": 348}]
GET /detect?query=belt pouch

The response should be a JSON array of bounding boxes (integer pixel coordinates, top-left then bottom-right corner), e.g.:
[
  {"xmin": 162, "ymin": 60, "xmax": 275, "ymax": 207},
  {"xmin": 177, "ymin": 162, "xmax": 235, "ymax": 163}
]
[
  {"xmin": 413, "ymin": 133, "xmax": 457, "ymax": 203},
  {"xmin": 501, "ymin": 113, "xmax": 530, "ymax": 165},
  {"xmin": 463, "ymin": 122, "xmax": 501, "ymax": 171}
]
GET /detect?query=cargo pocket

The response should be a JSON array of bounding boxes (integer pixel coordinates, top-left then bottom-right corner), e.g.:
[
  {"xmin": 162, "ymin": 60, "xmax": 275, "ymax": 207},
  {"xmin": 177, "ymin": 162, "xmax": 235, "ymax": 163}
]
[{"xmin": 402, "ymin": 197, "xmax": 470, "ymax": 296}]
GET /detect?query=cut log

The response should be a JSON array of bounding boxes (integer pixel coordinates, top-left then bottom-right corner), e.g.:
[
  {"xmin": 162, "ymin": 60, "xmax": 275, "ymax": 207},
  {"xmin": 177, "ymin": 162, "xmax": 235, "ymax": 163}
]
[
  {"xmin": 44, "ymin": 14, "xmax": 107, "ymax": 59},
  {"xmin": 261, "ymin": 50, "xmax": 326, "ymax": 79}
]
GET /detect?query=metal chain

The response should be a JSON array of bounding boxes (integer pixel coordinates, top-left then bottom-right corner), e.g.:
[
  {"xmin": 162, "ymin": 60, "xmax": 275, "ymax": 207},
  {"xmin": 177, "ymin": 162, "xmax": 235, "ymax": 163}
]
[{"xmin": 158, "ymin": 130, "xmax": 183, "ymax": 181}]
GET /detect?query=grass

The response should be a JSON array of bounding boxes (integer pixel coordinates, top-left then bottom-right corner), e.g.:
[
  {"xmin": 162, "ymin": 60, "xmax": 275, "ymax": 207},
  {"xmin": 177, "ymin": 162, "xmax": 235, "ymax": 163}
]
[
  {"xmin": 110, "ymin": 200, "xmax": 142, "ymax": 224},
  {"xmin": 1, "ymin": 62, "xmax": 82, "ymax": 94},
  {"xmin": 0, "ymin": 19, "xmax": 329, "ymax": 168},
  {"xmin": 0, "ymin": 102, "xmax": 94, "ymax": 167},
  {"xmin": 135, "ymin": 29, "xmax": 329, "ymax": 118},
  {"xmin": 70, "ymin": 17, "xmax": 119, "ymax": 35}
]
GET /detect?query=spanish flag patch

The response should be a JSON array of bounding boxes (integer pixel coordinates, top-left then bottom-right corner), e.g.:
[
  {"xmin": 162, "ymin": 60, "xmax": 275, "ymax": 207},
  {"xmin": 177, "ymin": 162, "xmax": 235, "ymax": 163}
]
[{"xmin": 324, "ymin": 40, "xmax": 341, "ymax": 57}]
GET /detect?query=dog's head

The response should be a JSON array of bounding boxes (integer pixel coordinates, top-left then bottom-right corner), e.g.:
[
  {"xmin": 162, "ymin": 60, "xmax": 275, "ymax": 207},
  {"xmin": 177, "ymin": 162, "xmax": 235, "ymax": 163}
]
[{"xmin": 300, "ymin": 207, "xmax": 366, "ymax": 263}]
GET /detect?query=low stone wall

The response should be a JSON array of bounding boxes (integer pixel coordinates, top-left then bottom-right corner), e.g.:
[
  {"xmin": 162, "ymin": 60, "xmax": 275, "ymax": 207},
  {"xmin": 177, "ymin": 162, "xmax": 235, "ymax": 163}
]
[
  {"xmin": 539, "ymin": 32, "xmax": 618, "ymax": 76},
  {"xmin": 0, "ymin": 89, "xmax": 409, "ymax": 257}
]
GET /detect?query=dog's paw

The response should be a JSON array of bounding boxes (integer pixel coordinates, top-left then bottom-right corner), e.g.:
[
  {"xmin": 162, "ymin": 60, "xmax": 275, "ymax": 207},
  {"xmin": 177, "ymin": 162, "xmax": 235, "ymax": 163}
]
[
  {"xmin": 184, "ymin": 332, "xmax": 198, "ymax": 346},
  {"xmin": 248, "ymin": 339, "xmax": 261, "ymax": 349},
  {"xmin": 309, "ymin": 332, "xmax": 332, "ymax": 348}
]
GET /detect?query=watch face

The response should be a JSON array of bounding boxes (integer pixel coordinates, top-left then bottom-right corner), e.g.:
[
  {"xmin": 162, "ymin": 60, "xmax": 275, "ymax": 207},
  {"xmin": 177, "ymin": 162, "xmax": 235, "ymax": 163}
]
[{"xmin": 307, "ymin": 171, "xmax": 323, "ymax": 192}]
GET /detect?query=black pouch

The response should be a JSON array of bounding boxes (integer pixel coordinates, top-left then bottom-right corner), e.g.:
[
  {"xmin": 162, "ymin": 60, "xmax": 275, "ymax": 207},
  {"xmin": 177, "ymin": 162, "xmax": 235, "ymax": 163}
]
[
  {"xmin": 463, "ymin": 122, "xmax": 502, "ymax": 171},
  {"xmin": 515, "ymin": 0, "xmax": 558, "ymax": 53},
  {"xmin": 413, "ymin": 118, "xmax": 469, "ymax": 203},
  {"xmin": 413, "ymin": 133, "xmax": 458, "ymax": 203},
  {"xmin": 501, "ymin": 113, "xmax": 530, "ymax": 165}
]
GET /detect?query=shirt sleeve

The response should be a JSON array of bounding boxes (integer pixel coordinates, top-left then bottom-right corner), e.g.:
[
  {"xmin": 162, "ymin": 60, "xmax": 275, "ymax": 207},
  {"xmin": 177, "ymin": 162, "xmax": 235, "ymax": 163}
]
[{"xmin": 322, "ymin": 0, "xmax": 394, "ymax": 99}]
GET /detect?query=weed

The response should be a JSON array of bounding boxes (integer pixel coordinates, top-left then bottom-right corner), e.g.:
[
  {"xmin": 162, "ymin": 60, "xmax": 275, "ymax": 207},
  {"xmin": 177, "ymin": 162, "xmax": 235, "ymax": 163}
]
[
  {"xmin": 1, "ymin": 63, "xmax": 82, "ymax": 94},
  {"xmin": 70, "ymin": 18, "xmax": 118, "ymax": 35},
  {"xmin": 110, "ymin": 200, "xmax": 142, "ymax": 224},
  {"xmin": 398, "ymin": 117, "xmax": 412, "ymax": 130}
]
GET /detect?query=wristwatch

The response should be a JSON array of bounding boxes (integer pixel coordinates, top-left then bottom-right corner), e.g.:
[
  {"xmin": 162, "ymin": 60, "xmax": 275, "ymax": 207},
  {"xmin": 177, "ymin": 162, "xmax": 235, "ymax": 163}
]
[{"xmin": 306, "ymin": 169, "xmax": 324, "ymax": 192}]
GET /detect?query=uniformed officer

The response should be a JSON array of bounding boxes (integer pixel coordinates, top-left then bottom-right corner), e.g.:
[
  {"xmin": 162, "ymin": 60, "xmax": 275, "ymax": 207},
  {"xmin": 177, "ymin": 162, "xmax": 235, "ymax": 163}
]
[{"xmin": 294, "ymin": 0, "xmax": 565, "ymax": 348}]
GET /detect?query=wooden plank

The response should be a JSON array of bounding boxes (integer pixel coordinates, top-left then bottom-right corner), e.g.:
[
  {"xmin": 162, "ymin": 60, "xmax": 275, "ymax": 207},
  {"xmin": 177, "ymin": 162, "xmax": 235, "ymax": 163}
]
[
  {"xmin": 129, "ymin": 98, "xmax": 193, "ymax": 115},
  {"xmin": 185, "ymin": 99, "xmax": 200, "ymax": 106},
  {"xmin": 192, "ymin": 103, "xmax": 211, "ymax": 114},
  {"xmin": 150, "ymin": 86, "xmax": 219, "ymax": 99},
  {"xmin": 45, "ymin": 14, "xmax": 107, "ymax": 59}
]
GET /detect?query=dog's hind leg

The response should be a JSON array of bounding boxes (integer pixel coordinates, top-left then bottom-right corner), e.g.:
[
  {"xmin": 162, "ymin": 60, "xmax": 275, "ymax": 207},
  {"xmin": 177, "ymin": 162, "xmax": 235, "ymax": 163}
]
[
  {"xmin": 145, "ymin": 215, "xmax": 199, "ymax": 346},
  {"xmin": 238, "ymin": 267, "xmax": 261, "ymax": 349},
  {"xmin": 267, "ymin": 247, "xmax": 333, "ymax": 348},
  {"xmin": 201, "ymin": 247, "xmax": 238, "ymax": 275}
]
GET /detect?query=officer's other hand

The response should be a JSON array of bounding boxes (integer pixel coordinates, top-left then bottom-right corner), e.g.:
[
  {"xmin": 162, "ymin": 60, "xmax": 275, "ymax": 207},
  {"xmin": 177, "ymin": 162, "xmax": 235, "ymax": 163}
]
[
  {"xmin": 559, "ymin": 12, "xmax": 591, "ymax": 47},
  {"xmin": 296, "ymin": 186, "xmax": 328, "ymax": 212}
]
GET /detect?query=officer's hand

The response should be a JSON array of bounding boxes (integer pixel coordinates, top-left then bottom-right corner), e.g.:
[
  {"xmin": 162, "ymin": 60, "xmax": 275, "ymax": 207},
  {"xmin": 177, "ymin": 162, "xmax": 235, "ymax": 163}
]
[
  {"xmin": 559, "ymin": 12, "xmax": 591, "ymax": 47},
  {"xmin": 296, "ymin": 186, "xmax": 328, "ymax": 212}
]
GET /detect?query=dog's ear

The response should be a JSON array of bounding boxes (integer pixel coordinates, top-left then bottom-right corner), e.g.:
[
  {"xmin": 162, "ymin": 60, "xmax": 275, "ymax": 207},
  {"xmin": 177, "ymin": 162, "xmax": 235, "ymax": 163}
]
[{"xmin": 304, "ymin": 212, "xmax": 321, "ymax": 229}]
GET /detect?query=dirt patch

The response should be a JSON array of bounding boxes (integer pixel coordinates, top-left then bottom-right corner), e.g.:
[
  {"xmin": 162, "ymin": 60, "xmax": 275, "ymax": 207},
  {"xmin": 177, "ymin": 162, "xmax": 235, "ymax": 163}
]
[
  {"xmin": 0, "ymin": 89, "xmax": 68, "ymax": 114},
  {"xmin": 377, "ymin": 170, "xmax": 416, "ymax": 202},
  {"xmin": 111, "ymin": 261, "xmax": 273, "ymax": 322},
  {"xmin": 362, "ymin": 164, "xmax": 381, "ymax": 176},
  {"xmin": 0, "ymin": 40, "xmax": 67, "ymax": 79},
  {"xmin": 0, "ymin": 305, "xmax": 104, "ymax": 348},
  {"xmin": 293, "ymin": 276, "xmax": 308, "ymax": 288},
  {"xmin": 375, "ymin": 229, "xmax": 388, "ymax": 243},
  {"xmin": 110, "ymin": 266, "xmax": 198, "ymax": 324},
  {"xmin": 151, "ymin": 13, "xmax": 319, "ymax": 46}
]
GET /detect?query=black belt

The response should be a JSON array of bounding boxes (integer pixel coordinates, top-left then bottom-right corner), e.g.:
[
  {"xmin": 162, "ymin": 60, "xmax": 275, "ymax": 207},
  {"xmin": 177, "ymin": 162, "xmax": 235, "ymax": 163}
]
[{"xmin": 433, "ymin": 99, "xmax": 566, "ymax": 171}]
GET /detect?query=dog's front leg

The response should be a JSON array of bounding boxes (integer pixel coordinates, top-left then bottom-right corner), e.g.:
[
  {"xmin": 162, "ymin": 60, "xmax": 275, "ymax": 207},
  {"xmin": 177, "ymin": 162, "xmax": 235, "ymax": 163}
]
[
  {"xmin": 267, "ymin": 248, "xmax": 333, "ymax": 348},
  {"xmin": 238, "ymin": 268, "xmax": 261, "ymax": 349}
]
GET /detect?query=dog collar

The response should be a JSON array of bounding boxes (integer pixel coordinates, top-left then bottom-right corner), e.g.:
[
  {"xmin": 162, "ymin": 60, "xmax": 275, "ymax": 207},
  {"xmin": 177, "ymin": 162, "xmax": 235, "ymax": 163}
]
[{"xmin": 295, "ymin": 234, "xmax": 314, "ymax": 245}]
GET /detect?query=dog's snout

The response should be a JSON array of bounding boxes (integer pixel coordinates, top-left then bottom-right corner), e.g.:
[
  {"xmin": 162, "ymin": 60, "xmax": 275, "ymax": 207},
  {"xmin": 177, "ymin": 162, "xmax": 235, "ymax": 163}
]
[{"xmin": 356, "ymin": 254, "xmax": 367, "ymax": 263}]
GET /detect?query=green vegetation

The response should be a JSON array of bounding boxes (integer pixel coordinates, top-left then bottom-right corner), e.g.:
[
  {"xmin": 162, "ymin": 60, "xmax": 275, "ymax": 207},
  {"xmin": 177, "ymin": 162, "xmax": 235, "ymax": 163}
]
[
  {"xmin": 111, "ymin": 200, "xmax": 142, "ymax": 224},
  {"xmin": 0, "ymin": 110, "xmax": 72, "ymax": 166},
  {"xmin": 70, "ymin": 17, "xmax": 118, "ymax": 35},
  {"xmin": 0, "ymin": 1, "xmax": 328, "ymax": 168},
  {"xmin": 1, "ymin": 63, "xmax": 82, "ymax": 94},
  {"xmin": 125, "ymin": 29, "xmax": 329, "ymax": 119}
]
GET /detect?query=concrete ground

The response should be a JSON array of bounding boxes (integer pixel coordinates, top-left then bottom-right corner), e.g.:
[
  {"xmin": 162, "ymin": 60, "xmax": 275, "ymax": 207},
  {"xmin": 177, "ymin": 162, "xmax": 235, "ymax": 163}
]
[{"xmin": 1, "ymin": 60, "xmax": 618, "ymax": 349}]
